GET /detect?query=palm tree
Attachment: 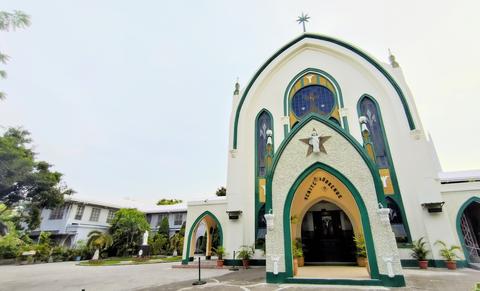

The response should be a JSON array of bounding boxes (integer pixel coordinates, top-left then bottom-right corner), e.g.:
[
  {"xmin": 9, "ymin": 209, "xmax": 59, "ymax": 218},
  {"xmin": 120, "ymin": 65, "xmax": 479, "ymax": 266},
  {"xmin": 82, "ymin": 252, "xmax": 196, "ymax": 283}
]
[{"xmin": 86, "ymin": 230, "xmax": 113, "ymax": 260}]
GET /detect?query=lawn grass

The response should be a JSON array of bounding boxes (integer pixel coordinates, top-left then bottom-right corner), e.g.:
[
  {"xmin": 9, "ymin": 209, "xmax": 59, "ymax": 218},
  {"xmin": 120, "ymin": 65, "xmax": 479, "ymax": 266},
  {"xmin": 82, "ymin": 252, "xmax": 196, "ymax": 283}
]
[{"xmin": 78, "ymin": 256, "xmax": 182, "ymax": 266}]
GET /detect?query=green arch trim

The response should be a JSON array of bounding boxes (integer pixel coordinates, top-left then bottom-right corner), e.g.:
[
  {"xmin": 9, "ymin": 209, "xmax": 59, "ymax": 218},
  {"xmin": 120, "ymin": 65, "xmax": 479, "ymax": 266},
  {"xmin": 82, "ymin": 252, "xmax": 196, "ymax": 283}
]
[
  {"xmin": 282, "ymin": 162, "xmax": 380, "ymax": 278},
  {"xmin": 233, "ymin": 33, "xmax": 416, "ymax": 149},
  {"xmin": 182, "ymin": 211, "xmax": 223, "ymax": 264},
  {"xmin": 357, "ymin": 94, "xmax": 412, "ymax": 242},
  {"xmin": 265, "ymin": 113, "xmax": 385, "ymax": 211},
  {"xmin": 254, "ymin": 109, "xmax": 274, "ymax": 244},
  {"xmin": 455, "ymin": 196, "xmax": 480, "ymax": 263}
]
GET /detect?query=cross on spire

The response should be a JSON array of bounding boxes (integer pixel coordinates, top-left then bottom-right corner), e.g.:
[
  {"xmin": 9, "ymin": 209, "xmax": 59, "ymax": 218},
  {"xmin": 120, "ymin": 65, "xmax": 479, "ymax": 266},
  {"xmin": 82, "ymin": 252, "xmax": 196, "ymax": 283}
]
[{"xmin": 297, "ymin": 12, "xmax": 310, "ymax": 33}]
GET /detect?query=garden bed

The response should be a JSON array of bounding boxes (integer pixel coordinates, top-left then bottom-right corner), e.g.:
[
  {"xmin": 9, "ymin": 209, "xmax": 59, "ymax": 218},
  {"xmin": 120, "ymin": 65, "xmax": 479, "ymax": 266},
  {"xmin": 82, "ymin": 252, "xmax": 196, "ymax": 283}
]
[{"xmin": 77, "ymin": 256, "xmax": 182, "ymax": 266}]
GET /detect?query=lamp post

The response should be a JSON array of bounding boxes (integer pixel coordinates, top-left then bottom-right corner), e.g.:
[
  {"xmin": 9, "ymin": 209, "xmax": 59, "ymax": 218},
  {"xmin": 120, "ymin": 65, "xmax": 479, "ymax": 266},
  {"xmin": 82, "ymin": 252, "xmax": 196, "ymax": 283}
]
[{"xmin": 264, "ymin": 209, "xmax": 274, "ymax": 231}]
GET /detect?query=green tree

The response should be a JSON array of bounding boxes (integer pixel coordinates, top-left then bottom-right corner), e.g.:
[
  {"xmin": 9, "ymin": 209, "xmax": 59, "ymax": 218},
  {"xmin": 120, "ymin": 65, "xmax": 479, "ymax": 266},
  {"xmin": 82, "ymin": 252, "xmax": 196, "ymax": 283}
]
[
  {"xmin": 109, "ymin": 208, "xmax": 150, "ymax": 256},
  {"xmin": 149, "ymin": 232, "xmax": 169, "ymax": 255},
  {"xmin": 0, "ymin": 128, "xmax": 74, "ymax": 230},
  {"xmin": 0, "ymin": 10, "xmax": 31, "ymax": 100},
  {"xmin": 169, "ymin": 222, "xmax": 185, "ymax": 255},
  {"xmin": 157, "ymin": 199, "xmax": 182, "ymax": 205},
  {"xmin": 157, "ymin": 216, "xmax": 170, "ymax": 237},
  {"xmin": 86, "ymin": 230, "xmax": 113, "ymax": 259},
  {"xmin": 215, "ymin": 187, "xmax": 226, "ymax": 197}
]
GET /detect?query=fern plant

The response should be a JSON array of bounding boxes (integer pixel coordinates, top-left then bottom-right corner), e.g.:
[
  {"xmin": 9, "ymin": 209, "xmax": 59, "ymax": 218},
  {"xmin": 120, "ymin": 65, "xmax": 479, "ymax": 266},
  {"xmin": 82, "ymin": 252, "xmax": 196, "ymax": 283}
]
[{"xmin": 411, "ymin": 237, "xmax": 429, "ymax": 261}]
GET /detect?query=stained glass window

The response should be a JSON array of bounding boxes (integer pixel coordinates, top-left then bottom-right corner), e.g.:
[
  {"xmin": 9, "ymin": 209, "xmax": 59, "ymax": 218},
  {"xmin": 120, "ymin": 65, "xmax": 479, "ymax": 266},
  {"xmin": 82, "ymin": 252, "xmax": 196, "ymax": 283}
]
[
  {"xmin": 359, "ymin": 97, "xmax": 389, "ymax": 168},
  {"xmin": 257, "ymin": 111, "xmax": 272, "ymax": 177},
  {"xmin": 386, "ymin": 197, "xmax": 408, "ymax": 243},
  {"xmin": 291, "ymin": 85, "xmax": 335, "ymax": 119}
]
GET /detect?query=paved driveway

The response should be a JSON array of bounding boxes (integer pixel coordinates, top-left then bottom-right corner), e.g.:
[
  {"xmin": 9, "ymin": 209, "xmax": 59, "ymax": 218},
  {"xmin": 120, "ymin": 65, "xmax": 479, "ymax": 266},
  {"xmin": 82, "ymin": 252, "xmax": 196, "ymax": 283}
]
[{"xmin": 0, "ymin": 261, "xmax": 229, "ymax": 291}]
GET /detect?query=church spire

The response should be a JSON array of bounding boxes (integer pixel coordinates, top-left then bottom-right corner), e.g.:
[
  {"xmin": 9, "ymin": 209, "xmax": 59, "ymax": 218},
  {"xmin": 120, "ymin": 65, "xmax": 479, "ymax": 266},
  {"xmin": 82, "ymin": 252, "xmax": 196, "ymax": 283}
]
[{"xmin": 388, "ymin": 49, "xmax": 400, "ymax": 68}]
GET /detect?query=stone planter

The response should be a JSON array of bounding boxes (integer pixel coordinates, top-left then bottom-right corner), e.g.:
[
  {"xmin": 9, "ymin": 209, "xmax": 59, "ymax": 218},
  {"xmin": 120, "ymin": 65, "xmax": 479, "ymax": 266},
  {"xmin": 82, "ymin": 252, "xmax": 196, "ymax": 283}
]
[
  {"xmin": 446, "ymin": 261, "xmax": 457, "ymax": 270},
  {"xmin": 418, "ymin": 260, "xmax": 428, "ymax": 269}
]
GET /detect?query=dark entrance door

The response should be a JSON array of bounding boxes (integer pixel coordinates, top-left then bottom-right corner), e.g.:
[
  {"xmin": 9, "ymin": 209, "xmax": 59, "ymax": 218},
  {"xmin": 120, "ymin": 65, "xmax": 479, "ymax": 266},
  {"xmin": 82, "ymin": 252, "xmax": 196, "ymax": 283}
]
[{"xmin": 301, "ymin": 206, "xmax": 356, "ymax": 263}]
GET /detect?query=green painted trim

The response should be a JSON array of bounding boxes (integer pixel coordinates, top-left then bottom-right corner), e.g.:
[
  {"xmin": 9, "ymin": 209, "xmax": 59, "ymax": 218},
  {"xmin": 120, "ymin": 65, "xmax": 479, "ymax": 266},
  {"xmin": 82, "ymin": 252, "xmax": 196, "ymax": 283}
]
[
  {"xmin": 401, "ymin": 259, "xmax": 468, "ymax": 268},
  {"xmin": 397, "ymin": 243, "xmax": 414, "ymax": 249},
  {"xmin": 357, "ymin": 94, "xmax": 412, "ymax": 243},
  {"xmin": 268, "ymin": 113, "xmax": 386, "ymax": 207},
  {"xmin": 266, "ymin": 272, "xmax": 290, "ymax": 283},
  {"xmin": 378, "ymin": 274, "xmax": 406, "ymax": 287},
  {"xmin": 183, "ymin": 211, "xmax": 223, "ymax": 265},
  {"xmin": 282, "ymin": 162, "xmax": 380, "ymax": 279},
  {"xmin": 455, "ymin": 196, "xmax": 480, "ymax": 263},
  {"xmin": 342, "ymin": 116, "xmax": 350, "ymax": 133},
  {"xmin": 283, "ymin": 124, "xmax": 288, "ymax": 138},
  {"xmin": 254, "ymin": 109, "xmax": 274, "ymax": 246},
  {"xmin": 232, "ymin": 33, "xmax": 416, "ymax": 149},
  {"xmin": 282, "ymin": 68, "xmax": 344, "ymax": 119}
]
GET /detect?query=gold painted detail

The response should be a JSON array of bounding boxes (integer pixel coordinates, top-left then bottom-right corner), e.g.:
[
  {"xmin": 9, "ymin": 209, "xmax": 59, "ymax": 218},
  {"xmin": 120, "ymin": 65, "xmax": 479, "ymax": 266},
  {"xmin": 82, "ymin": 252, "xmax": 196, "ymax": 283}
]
[
  {"xmin": 379, "ymin": 168, "xmax": 394, "ymax": 195},
  {"xmin": 258, "ymin": 178, "xmax": 266, "ymax": 203},
  {"xmin": 303, "ymin": 176, "xmax": 343, "ymax": 201}
]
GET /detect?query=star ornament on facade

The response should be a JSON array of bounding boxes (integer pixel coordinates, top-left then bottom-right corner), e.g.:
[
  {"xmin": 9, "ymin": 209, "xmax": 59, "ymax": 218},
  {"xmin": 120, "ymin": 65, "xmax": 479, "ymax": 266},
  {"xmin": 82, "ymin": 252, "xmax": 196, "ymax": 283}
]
[{"xmin": 299, "ymin": 129, "xmax": 331, "ymax": 157}]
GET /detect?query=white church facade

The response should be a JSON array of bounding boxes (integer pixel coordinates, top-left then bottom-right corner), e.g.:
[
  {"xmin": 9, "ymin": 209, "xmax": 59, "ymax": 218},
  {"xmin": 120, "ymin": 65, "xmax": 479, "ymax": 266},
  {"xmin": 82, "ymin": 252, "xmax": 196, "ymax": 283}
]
[{"xmin": 181, "ymin": 33, "xmax": 480, "ymax": 287}]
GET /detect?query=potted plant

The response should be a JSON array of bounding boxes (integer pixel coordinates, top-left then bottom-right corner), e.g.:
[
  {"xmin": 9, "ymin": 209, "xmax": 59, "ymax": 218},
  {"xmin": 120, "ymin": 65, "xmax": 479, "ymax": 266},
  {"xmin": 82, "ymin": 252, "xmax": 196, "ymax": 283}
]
[
  {"xmin": 354, "ymin": 234, "xmax": 367, "ymax": 267},
  {"xmin": 434, "ymin": 240, "xmax": 461, "ymax": 270},
  {"xmin": 294, "ymin": 238, "xmax": 304, "ymax": 267},
  {"xmin": 237, "ymin": 245, "xmax": 254, "ymax": 269},
  {"xmin": 411, "ymin": 237, "xmax": 429, "ymax": 269},
  {"xmin": 213, "ymin": 246, "xmax": 226, "ymax": 268},
  {"xmin": 292, "ymin": 241, "xmax": 303, "ymax": 276}
]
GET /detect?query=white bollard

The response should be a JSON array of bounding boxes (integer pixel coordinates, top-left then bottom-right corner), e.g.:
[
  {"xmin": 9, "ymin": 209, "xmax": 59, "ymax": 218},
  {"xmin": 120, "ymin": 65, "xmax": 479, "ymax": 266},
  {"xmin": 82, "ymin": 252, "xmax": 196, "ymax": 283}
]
[{"xmin": 272, "ymin": 256, "xmax": 280, "ymax": 275}]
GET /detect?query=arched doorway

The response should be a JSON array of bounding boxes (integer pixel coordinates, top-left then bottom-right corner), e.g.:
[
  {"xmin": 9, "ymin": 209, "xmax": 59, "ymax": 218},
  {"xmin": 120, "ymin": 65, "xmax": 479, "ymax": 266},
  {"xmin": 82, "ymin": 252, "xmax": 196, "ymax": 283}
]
[
  {"xmin": 301, "ymin": 201, "xmax": 355, "ymax": 264},
  {"xmin": 184, "ymin": 211, "xmax": 223, "ymax": 262},
  {"xmin": 457, "ymin": 198, "xmax": 480, "ymax": 263},
  {"xmin": 285, "ymin": 163, "xmax": 379, "ymax": 279}
]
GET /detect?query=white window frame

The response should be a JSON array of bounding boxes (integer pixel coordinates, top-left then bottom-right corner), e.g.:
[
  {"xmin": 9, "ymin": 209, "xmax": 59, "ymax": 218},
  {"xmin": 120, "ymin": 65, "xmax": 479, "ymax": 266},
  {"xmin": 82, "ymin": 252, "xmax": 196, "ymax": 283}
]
[{"xmin": 89, "ymin": 208, "xmax": 101, "ymax": 222}]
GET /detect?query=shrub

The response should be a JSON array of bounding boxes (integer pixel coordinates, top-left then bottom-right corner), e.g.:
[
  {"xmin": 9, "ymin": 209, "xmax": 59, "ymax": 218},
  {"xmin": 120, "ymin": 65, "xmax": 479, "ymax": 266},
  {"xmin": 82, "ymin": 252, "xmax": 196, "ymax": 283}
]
[
  {"xmin": 0, "ymin": 232, "xmax": 23, "ymax": 259},
  {"xmin": 150, "ymin": 233, "xmax": 169, "ymax": 255}
]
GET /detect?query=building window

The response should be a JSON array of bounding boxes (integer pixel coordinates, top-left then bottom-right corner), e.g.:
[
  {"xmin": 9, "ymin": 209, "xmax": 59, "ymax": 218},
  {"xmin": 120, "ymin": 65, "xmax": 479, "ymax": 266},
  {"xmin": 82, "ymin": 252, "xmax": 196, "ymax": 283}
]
[
  {"xmin": 291, "ymin": 85, "xmax": 335, "ymax": 118},
  {"xmin": 288, "ymin": 72, "xmax": 340, "ymax": 128},
  {"xmin": 75, "ymin": 205, "xmax": 85, "ymax": 220},
  {"xmin": 106, "ymin": 210, "xmax": 115, "ymax": 223},
  {"xmin": 146, "ymin": 214, "xmax": 152, "ymax": 224},
  {"xmin": 358, "ymin": 97, "xmax": 389, "ymax": 168},
  {"xmin": 89, "ymin": 208, "xmax": 101, "ymax": 222},
  {"xmin": 256, "ymin": 111, "xmax": 273, "ymax": 178},
  {"xmin": 174, "ymin": 213, "xmax": 183, "ymax": 225},
  {"xmin": 49, "ymin": 206, "xmax": 65, "ymax": 220}
]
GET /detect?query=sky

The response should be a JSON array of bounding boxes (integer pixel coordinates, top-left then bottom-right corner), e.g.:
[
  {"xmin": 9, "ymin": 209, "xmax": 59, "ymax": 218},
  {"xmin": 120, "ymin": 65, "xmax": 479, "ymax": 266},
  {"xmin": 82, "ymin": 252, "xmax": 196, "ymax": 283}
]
[{"xmin": 1, "ymin": 0, "xmax": 479, "ymax": 204}]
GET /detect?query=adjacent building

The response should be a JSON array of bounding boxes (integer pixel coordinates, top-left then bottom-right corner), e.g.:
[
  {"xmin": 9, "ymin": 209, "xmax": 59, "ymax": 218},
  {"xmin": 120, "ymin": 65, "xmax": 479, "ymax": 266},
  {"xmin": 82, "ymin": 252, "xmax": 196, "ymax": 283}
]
[{"xmin": 32, "ymin": 197, "xmax": 187, "ymax": 247}]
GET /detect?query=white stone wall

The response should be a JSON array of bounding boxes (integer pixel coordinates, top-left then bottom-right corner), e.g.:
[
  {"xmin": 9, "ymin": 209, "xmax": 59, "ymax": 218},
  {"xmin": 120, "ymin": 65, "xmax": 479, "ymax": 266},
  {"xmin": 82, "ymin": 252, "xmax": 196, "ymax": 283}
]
[
  {"xmin": 441, "ymin": 182, "xmax": 480, "ymax": 259},
  {"xmin": 266, "ymin": 119, "xmax": 402, "ymax": 276}
]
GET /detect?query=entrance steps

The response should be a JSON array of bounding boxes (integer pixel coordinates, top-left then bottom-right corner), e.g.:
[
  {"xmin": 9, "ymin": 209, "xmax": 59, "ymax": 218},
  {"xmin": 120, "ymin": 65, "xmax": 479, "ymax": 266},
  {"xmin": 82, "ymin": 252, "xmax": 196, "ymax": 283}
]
[{"xmin": 469, "ymin": 263, "xmax": 480, "ymax": 270}]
